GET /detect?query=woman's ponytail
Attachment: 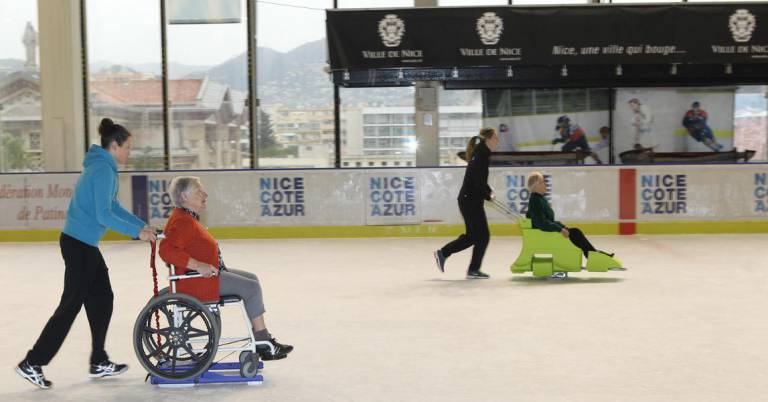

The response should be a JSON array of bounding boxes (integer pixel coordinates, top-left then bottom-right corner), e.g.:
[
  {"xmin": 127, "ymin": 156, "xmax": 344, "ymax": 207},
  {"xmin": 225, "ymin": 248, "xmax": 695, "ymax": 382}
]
[
  {"xmin": 465, "ymin": 136, "xmax": 480, "ymax": 161},
  {"xmin": 465, "ymin": 127, "xmax": 497, "ymax": 160},
  {"xmin": 98, "ymin": 118, "xmax": 131, "ymax": 148}
]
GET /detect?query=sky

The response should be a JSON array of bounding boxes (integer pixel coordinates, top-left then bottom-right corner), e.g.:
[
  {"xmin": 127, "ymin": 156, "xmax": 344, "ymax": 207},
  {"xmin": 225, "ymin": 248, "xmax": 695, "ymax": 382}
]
[
  {"xmin": 0, "ymin": 0, "xmax": 37, "ymax": 61},
  {"xmin": 0, "ymin": 0, "xmax": 753, "ymax": 67}
]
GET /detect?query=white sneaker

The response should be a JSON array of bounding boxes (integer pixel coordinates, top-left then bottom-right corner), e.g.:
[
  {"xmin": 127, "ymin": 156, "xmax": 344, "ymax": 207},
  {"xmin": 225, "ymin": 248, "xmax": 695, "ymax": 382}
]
[
  {"xmin": 89, "ymin": 360, "xmax": 129, "ymax": 378},
  {"xmin": 16, "ymin": 359, "xmax": 52, "ymax": 389}
]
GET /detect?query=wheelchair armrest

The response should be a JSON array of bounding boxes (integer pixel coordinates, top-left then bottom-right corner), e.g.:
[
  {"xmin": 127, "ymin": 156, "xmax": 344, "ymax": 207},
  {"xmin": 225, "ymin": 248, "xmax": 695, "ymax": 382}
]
[{"xmin": 169, "ymin": 271, "xmax": 203, "ymax": 281}]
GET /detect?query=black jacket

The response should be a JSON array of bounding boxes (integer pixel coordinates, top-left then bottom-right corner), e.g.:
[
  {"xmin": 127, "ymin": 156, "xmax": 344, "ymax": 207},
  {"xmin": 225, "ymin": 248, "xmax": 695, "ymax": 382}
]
[{"xmin": 459, "ymin": 141, "xmax": 492, "ymax": 202}]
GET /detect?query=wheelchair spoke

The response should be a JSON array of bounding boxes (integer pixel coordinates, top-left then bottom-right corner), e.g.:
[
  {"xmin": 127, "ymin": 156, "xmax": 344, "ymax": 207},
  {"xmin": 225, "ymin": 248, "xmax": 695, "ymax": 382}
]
[
  {"xmin": 186, "ymin": 328, "xmax": 210, "ymax": 338},
  {"xmin": 171, "ymin": 346, "xmax": 177, "ymax": 374},
  {"xmin": 149, "ymin": 340, "xmax": 170, "ymax": 358},
  {"xmin": 142, "ymin": 325, "xmax": 169, "ymax": 335},
  {"xmin": 181, "ymin": 311, "xmax": 200, "ymax": 327},
  {"xmin": 181, "ymin": 344, "xmax": 200, "ymax": 363},
  {"xmin": 158, "ymin": 305, "xmax": 174, "ymax": 325}
]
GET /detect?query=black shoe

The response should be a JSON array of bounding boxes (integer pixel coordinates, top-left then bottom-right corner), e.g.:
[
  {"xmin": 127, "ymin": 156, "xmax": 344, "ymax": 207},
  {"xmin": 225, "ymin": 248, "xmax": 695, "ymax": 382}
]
[
  {"xmin": 433, "ymin": 249, "xmax": 446, "ymax": 273},
  {"xmin": 89, "ymin": 360, "xmax": 128, "ymax": 378},
  {"xmin": 598, "ymin": 250, "xmax": 615, "ymax": 258},
  {"xmin": 256, "ymin": 337, "xmax": 292, "ymax": 361},
  {"xmin": 15, "ymin": 359, "xmax": 52, "ymax": 389},
  {"xmin": 466, "ymin": 270, "xmax": 490, "ymax": 279},
  {"xmin": 270, "ymin": 336, "xmax": 293, "ymax": 354}
]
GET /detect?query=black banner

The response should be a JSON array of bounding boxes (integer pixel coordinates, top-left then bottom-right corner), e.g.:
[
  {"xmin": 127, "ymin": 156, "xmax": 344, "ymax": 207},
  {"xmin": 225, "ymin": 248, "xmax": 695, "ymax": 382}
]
[{"xmin": 327, "ymin": 4, "xmax": 768, "ymax": 70}]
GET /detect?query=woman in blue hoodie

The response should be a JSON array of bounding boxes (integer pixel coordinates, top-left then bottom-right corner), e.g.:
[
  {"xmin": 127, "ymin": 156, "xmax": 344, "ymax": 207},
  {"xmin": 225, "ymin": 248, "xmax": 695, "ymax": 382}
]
[{"xmin": 16, "ymin": 118, "xmax": 157, "ymax": 389}]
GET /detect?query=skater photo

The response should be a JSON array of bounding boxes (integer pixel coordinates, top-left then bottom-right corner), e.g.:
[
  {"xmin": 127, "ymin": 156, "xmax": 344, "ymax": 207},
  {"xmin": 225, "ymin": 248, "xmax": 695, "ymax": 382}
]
[
  {"xmin": 483, "ymin": 88, "xmax": 610, "ymax": 162},
  {"xmin": 628, "ymin": 98, "xmax": 655, "ymax": 149},
  {"xmin": 682, "ymin": 101, "xmax": 724, "ymax": 152}
]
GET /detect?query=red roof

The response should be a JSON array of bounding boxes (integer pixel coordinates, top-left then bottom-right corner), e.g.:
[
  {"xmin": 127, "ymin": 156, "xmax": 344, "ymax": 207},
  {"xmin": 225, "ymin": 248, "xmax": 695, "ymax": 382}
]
[{"xmin": 89, "ymin": 79, "xmax": 202, "ymax": 105}]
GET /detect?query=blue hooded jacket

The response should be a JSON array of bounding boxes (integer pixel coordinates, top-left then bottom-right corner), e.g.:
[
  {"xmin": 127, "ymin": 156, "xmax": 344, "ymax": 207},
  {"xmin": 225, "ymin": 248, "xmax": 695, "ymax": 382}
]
[{"xmin": 62, "ymin": 145, "xmax": 145, "ymax": 246}]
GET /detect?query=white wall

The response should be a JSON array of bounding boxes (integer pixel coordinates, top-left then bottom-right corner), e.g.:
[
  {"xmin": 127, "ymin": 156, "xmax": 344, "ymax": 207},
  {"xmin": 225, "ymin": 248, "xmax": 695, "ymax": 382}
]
[{"xmin": 0, "ymin": 164, "xmax": 765, "ymax": 232}]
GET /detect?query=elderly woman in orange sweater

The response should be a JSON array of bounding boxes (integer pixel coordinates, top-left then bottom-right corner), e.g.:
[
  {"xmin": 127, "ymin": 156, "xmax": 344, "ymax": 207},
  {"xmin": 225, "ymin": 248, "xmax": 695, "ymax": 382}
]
[{"xmin": 159, "ymin": 176, "xmax": 292, "ymax": 360}]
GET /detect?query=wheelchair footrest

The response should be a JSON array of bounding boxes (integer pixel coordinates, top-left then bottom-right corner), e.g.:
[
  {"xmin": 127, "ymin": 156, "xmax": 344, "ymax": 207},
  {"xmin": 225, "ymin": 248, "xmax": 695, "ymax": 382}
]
[{"xmin": 150, "ymin": 361, "xmax": 265, "ymax": 387}]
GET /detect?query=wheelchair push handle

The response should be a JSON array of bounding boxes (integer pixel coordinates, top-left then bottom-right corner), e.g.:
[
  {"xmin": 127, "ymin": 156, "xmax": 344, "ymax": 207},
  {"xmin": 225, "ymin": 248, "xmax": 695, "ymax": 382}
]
[{"xmin": 486, "ymin": 198, "xmax": 523, "ymax": 222}]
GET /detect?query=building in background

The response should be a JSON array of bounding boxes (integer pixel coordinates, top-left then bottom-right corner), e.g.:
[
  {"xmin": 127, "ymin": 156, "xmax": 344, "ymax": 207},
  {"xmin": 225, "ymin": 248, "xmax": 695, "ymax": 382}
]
[
  {"xmin": 0, "ymin": 22, "xmax": 41, "ymax": 172},
  {"xmin": 339, "ymin": 105, "xmax": 481, "ymax": 168},
  {"xmin": 263, "ymin": 106, "xmax": 336, "ymax": 167},
  {"xmin": 89, "ymin": 76, "xmax": 246, "ymax": 170}
]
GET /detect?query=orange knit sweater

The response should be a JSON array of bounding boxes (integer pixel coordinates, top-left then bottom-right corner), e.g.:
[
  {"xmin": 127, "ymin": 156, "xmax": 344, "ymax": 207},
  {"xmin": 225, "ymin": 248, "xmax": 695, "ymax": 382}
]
[{"xmin": 158, "ymin": 208, "xmax": 220, "ymax": 301}]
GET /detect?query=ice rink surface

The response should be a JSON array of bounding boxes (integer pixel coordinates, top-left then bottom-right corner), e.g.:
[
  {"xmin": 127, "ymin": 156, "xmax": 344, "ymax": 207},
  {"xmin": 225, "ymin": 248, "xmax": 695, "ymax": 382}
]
[{"xmin": 1, "ymin": 234, "xmax": 767, "ymax": 402}]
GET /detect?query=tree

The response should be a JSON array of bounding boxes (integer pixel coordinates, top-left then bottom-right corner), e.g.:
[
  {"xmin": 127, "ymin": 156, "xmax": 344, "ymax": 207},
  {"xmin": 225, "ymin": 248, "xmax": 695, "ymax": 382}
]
[
  {"xmin": 1, "ymin": 135, "xmax": 31, "ymax": 171},
  {"xmin": 257, "ymin": 110, "xmax": 277, "ymax": 150}
]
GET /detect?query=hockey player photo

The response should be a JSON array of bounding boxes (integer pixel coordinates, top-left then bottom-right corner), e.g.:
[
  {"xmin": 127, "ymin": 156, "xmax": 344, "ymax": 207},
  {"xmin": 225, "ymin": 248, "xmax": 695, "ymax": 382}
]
[{"xmin": 682, "ymin": 101, "xmax": 724, "ymax": 152}]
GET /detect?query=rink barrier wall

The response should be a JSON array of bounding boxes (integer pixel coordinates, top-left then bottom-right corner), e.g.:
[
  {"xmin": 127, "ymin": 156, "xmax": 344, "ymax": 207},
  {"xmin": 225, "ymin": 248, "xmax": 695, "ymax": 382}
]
[
  {"xmin": 635, "ymin": 220, "xmax": 768, "ymax": 234},
  {"xmin": 0, "ymin": 164, "xmax": 765, "ymax": 241},
  {"xmin": 0, "ymin": 223, "xmax": 609, "ymax": 242},
  {"xmin": 1, "ymin": 221, "xmax": 764, "ymax": 243}
]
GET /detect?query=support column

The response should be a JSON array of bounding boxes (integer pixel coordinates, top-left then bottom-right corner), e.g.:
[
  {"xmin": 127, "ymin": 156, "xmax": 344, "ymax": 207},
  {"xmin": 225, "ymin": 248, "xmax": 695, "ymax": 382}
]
[
  {"xmin": 215, "ymin": 136, "xmax": 224, "ymax": 168},
  {"xmin": 235, "ymin": 131, "xmax": 243, "ymax": 168},
  {"xmin": 195, "ymin": 139, "xmax": 208, "ymax": 168},
  {"xmin": 414, "ymin": 81, "xmax": 439, "ymax": 167},
  {"xmin": 38, "ymin": 0, "xmax": 85, "ymax": 171},
  {"xmin": 414, "ymin": 0, "xmax": 439, "ymax": 167}
]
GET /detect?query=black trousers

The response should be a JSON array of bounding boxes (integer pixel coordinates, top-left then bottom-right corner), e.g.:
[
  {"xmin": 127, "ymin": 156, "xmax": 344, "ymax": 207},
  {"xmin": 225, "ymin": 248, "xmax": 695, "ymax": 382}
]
[
  {"xmin": 26, "ymin": 233, "xmax": 113, "ymax": 366},
  {"xmin": 561, "ymin": 136, "xmax": 591, "ymax": 153},
  {"xmin": 567, "ymin": 227, "xmax": 596, "ymax": 258},
  {"xmin": 441, "ymin": 198, "xmax": 489, "ymax": 273}
]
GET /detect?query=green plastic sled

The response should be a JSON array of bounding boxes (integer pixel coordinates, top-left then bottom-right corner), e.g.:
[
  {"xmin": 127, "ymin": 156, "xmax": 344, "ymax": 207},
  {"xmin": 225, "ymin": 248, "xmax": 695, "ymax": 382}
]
[{"xmin": 511, "ymin": 219, "xmax": 625, "ymax": 277}]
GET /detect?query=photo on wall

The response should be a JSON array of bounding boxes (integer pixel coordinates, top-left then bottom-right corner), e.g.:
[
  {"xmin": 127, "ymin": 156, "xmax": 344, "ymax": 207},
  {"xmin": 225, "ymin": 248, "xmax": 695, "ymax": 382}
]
[
  {"xmin": 483, "ymin": 88, "xmax": 610, "ymax": 165},
  {"xmin": 613, "ymin": 88, "xmax": 736, "ymax": 164}
]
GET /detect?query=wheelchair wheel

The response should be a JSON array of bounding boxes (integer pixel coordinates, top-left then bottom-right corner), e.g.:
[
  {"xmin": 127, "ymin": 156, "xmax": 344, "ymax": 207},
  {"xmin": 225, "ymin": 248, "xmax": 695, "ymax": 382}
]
[
  {"xmin": 142, "ymin": 288, "xmax": 222, "ymax": 364},
  {"xmin": 239, "ymin": 351, "xmax": 261, "ymax": 378},
  {"xmin": 133, "ymin": 292, "xmax": 220, "ymax": 380},
  {"xmin": 154, "ymin": 287, "xmax": 222, "ymax": 329}
]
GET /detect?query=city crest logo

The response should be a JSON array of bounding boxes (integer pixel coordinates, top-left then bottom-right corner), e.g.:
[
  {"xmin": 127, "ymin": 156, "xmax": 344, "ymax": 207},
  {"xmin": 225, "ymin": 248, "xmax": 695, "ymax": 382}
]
[
  {"xmin": 729, "ymin": 9, "xmax": 756, "ymax": 43},
  {"xmin": 378, "ymin": 14, "xmax": 405, "ymax": 47},
  {"xmin": 476, "ymin": 12, "xmax": 503, "ymax": 45}
]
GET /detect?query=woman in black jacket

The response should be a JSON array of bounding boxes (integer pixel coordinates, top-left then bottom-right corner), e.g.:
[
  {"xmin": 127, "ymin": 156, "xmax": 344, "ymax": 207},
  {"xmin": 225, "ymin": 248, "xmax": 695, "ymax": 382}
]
[
  {"xmin": 526, "ymin": 172, "xmax": 613, "ymax": 262},
  {"xmin": 434, "ymin": 127, "xmax": 499, "ymax": 279}
]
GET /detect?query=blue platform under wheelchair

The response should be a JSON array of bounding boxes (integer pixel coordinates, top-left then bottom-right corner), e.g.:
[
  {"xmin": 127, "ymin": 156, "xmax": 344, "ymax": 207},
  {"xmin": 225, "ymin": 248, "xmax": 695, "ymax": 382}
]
[{"xmin": 150, "ymin": 361, "xmax": 265, "ymax": 387}]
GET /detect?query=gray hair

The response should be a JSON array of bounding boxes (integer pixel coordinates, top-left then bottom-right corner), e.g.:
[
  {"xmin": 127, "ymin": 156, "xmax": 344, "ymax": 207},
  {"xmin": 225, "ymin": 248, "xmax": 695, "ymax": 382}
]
[
  {"xmin": 527, "ymin": 172, "xmax": 544, "ymax": 190},
  {"xmin": 168, "ymin": 176, "xmax": 202, "ymax": 208}
]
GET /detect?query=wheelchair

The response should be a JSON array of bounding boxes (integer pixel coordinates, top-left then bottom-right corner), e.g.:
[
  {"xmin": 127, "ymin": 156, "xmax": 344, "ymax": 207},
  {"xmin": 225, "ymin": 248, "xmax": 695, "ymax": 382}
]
[{"xmin": 132, "ymin": 236, "xmax": 276, "ymax": 385}]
